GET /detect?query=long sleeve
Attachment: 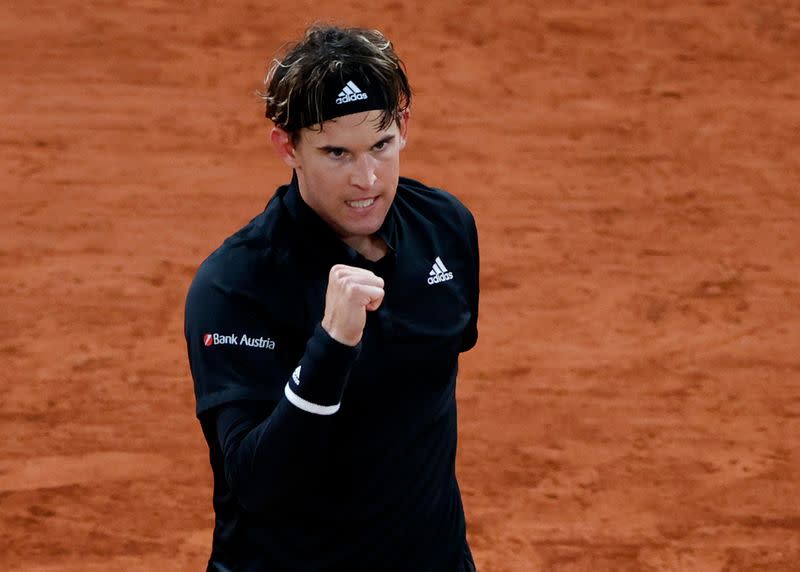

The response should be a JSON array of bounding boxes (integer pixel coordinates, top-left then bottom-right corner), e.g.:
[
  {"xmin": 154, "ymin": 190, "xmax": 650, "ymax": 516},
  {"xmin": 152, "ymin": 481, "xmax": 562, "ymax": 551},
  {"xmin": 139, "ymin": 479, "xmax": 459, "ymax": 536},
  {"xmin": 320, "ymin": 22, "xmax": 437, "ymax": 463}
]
[{"xmin": 213, "ymin": 324, "xmax": 360, "ymax": 513}]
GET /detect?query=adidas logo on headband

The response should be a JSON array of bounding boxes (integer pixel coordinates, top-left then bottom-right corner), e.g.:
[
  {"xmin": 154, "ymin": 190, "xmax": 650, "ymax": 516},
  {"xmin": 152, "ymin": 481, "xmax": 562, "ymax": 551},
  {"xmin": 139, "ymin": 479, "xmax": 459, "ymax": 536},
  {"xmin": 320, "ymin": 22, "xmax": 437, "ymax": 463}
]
[
  {"xmin": 304, "ymin": 75, "xmax": 385, "ymax": 127},
  {"xmin": 336, "ymin": 81, "xmax": 368, "ymax": 104}
]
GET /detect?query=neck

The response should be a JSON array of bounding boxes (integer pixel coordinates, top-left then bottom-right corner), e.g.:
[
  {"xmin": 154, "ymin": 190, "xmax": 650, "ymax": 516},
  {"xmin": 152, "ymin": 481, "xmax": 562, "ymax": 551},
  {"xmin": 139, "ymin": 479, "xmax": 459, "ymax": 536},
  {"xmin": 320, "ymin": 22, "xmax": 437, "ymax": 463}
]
[{"xmin": 343, "ymin": 234, "xmax": 389, "ymax": 262}]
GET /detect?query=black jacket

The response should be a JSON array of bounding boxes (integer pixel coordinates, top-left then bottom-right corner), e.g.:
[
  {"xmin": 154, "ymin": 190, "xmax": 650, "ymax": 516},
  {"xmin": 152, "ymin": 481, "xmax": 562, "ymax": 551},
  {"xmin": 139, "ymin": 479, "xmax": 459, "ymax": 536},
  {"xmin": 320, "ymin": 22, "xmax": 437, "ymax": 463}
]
[{"xmin": 185, "ymin": 175, "xmax": 479, "ymax": 571}]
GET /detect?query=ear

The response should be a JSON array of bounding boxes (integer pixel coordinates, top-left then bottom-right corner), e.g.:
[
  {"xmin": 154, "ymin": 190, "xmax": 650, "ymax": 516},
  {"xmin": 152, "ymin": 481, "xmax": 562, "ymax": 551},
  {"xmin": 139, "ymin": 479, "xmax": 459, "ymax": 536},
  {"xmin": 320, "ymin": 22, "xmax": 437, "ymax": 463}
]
[
  {"xmin": 270, "ymin": 127, "xmax": 300, "ymax": 168},
  {"xmin": 397, "ymin": 109, "xmax": 410, "ymax": 150}
]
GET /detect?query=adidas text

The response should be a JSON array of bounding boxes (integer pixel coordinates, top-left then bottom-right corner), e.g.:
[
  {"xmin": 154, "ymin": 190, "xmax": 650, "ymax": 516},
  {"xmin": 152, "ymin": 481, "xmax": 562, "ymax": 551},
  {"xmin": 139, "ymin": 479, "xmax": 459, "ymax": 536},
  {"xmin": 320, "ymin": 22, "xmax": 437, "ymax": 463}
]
[
  {"xmin": 336, "ymin": 92, "xmax": 368, "ymax": 104},
  {"xmin": 427, "ymin": 272, "xmax": 454, "ymax": 285}
]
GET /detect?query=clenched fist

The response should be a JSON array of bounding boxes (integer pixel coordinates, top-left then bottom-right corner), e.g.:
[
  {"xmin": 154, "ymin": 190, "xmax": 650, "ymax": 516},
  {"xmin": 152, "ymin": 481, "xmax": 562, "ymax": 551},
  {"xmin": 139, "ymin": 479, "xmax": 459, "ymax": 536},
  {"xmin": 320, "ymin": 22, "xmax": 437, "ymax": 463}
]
[{"xmin": 321, "ymin": 264, "xmax": 385, "ymax": 346}]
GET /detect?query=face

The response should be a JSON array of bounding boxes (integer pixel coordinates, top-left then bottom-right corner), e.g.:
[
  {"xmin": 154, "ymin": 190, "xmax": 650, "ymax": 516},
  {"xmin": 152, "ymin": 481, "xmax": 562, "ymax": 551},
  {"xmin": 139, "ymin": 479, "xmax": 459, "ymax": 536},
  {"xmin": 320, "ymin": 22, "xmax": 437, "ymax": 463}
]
[{"xmin": 271, "ymin": 110, "xmax": 408, "ymax": 251}]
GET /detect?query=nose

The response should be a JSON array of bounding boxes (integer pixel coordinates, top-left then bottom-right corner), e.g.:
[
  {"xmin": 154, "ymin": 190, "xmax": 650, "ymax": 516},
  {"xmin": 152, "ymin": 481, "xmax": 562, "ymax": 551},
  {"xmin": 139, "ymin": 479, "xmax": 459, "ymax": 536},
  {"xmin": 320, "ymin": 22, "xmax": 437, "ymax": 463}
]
[{"xmin": 349, "ymin": 154, "xmax": 377, "ymax": 190}]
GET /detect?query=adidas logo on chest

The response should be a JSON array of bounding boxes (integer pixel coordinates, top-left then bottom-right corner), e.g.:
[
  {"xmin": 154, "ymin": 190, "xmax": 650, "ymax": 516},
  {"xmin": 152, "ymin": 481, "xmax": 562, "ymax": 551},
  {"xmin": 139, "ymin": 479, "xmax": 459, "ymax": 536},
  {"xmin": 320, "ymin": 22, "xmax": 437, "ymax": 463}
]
[{"xmin": 427, "ymin": 256, "xmax": 454, "ymax": 285}]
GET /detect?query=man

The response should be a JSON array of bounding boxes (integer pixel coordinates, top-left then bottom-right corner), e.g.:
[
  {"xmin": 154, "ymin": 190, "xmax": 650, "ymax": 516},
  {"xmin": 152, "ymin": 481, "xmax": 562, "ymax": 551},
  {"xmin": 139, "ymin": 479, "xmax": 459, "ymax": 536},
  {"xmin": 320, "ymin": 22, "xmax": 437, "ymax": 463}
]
[{"xmin": 185, "ymin": 25, "xmax": 479, "ymax": 571}]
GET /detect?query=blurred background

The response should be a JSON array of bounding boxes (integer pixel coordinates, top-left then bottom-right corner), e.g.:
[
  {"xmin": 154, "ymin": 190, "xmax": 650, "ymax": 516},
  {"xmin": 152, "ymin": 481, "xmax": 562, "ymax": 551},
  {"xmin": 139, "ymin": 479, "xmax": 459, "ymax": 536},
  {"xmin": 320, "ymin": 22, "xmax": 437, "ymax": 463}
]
[{"xmin": 1, "ymin": 1, "xmax": 798, "ymax": 570}]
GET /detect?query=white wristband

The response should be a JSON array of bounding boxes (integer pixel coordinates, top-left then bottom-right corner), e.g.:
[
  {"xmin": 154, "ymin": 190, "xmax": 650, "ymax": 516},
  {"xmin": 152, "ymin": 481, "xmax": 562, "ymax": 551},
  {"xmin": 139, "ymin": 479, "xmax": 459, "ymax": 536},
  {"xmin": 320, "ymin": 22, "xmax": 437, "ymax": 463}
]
[{"xmin": 284, "ymin": 383, "xmax": 341, "ymax": 416}]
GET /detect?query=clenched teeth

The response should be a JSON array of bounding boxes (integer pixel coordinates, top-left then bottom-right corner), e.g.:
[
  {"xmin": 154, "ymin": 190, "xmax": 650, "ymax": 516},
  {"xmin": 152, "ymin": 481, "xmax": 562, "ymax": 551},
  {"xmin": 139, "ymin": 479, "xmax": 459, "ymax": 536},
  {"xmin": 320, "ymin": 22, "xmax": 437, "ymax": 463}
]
[{"xmin": 346, "ymin": 198, "xmax": 375, "ymax": 208}]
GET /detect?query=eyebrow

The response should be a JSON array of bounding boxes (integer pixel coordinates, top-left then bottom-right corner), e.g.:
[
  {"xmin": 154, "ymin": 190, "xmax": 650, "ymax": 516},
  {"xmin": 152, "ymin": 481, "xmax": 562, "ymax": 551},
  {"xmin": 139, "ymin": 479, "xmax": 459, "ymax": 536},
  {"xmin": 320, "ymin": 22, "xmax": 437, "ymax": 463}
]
[{"xmin": 318, "ymin": 134, "xmax": 396, "ymax": 153}]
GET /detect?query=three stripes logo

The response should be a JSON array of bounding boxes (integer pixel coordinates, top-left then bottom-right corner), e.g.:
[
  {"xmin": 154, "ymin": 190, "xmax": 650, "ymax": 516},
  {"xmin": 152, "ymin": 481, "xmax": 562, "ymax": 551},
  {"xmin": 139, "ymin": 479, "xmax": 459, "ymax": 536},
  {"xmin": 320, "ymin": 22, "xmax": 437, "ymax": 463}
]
[
  {"xmin": 428, "ymin": 256, "xmax": 454, "ymax": 285},
  {"xmin": 336, "ymin": 81, "xmax": 368, "ymax": 105}
]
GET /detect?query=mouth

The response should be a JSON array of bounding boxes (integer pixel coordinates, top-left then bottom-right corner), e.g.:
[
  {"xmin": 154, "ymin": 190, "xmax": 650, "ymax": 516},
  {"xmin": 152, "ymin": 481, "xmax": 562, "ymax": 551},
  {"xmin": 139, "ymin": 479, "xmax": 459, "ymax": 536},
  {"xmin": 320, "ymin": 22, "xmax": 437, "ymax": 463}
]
[{"xmin": 345, "ymin": 197, "xmax": 377, "ymax": 209}]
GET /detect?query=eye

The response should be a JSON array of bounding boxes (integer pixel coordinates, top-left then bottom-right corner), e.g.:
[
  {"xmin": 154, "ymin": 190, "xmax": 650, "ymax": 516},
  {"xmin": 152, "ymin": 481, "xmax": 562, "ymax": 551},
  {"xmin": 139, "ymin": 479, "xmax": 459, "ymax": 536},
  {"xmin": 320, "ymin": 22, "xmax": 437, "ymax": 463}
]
[
  {"xmin": 373, "ymin": 140, "xmax": 389, "ymax": 151},
  {"xmin": 327, "ymin": 148, "xmax": 347, "ymax": 160}
]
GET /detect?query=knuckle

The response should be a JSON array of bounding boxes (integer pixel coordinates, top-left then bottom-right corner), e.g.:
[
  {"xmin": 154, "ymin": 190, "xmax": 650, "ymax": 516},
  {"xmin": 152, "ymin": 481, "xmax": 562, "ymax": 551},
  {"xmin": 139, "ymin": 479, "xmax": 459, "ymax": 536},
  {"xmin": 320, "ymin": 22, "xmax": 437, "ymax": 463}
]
[{"xmin": 330, "ymin": 265, "xmax": 350, "ymax": 283}]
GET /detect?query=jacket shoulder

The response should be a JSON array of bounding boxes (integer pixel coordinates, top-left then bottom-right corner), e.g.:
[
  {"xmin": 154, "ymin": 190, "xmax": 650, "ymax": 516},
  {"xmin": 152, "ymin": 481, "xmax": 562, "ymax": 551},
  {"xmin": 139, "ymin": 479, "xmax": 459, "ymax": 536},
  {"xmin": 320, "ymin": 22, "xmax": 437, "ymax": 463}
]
[
  {"xmin": 186, "ymin": 190, "xmax": 297, "ymax": 320},
  {"xmin": 396, "ymin": 176, "xmax": 476, "ymax": 232}
]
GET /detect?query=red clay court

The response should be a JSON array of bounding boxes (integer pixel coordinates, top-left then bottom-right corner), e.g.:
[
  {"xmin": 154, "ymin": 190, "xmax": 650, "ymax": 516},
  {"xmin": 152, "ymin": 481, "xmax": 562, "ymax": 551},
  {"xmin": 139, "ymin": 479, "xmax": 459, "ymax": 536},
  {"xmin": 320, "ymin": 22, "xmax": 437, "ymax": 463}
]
[{"xmin": 1, "ymin": 2, "xmax": 799, "ymax": 570}]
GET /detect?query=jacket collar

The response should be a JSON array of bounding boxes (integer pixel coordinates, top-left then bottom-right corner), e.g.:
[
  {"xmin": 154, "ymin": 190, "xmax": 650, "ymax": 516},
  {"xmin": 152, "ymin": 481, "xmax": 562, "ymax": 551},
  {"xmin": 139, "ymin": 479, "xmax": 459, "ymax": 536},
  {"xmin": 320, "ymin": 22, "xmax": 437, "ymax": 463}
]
[{"xmin": 281, "ymin": 171, "xmax": 398, "ymax": 265}]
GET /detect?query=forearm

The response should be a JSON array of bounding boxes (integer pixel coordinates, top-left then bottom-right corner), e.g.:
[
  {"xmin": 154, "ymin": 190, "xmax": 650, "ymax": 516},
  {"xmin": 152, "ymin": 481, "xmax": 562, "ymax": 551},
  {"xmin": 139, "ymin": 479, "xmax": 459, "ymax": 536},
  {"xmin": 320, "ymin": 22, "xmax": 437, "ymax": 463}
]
[{"xmin": 216, "ymin": 324, "xmax": 359, "ymax": 512}]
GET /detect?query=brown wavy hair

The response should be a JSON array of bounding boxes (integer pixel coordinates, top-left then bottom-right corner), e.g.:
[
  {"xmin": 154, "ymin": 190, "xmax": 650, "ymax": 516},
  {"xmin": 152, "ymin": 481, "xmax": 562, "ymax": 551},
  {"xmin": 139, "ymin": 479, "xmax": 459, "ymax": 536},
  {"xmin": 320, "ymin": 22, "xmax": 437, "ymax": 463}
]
[{"xmin": 261, "ymin": 25, "xmax": 412, "ymax": 138}]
